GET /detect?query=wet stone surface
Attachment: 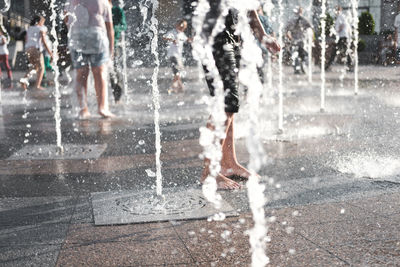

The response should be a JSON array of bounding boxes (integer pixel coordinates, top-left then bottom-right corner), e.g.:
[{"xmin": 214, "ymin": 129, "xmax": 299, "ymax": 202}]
[{"xmin": 1, "ymin": 65, "xmax": 400, "ymax": 265}]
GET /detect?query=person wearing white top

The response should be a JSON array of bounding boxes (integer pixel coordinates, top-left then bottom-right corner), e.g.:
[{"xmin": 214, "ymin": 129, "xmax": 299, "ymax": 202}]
[
  {"xmin": 20, "ymin": 16, "xmax": 53, "ymax": 90},
  {"xmin": 393, "ymin": 6, "xmax": 400, "ymax": 62},
  {"xmin": 163, "ymin": 19, "xmax": 190, "ymax": 93},
  {"xmin": 326, "ymin": 6, "xmax": 353, "ymax": 71},
  {"xmin": 64, "ymin": 0, "xmax": 115, "ymax": 119},
  {"xmin": 0, "ymin": 25, "xmax": 12, "ymax": 84}
]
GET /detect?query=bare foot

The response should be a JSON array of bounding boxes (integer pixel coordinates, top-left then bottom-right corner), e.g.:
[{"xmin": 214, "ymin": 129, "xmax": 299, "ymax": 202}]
[
  {"xmin": 79, "ymin": 109, "xmax": 91, "ymax": 120},
  {"xmin": 35, "ymin": 86, "xmax": 46, "ymax": 91},
  {"xmin": 98, "ymin": 109, "xmax": 115, "ymax": 118},
  {"xmin": 19, "ymin": 80, "xmax": 28, "ymax": 90},
  {"xmin": 201, "ymin": 173, "xmax": 242, "ymax": 190},
  {"xmin": 221, "ymin": 162, "xmax": 259, "ymax": 180}
]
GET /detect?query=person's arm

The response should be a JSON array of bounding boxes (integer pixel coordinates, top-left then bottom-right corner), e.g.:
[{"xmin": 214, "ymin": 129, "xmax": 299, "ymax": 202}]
[
  {"xmin": 41, "ymin": 31, "xmax": 53, "ymax": 58},
  {"xmin": 105, "ymin": 21, "xmax": 114, "ymax": 58},
  {"xmin": 249, "ymin": 10, "xmax": 280, "ymax": 53}
]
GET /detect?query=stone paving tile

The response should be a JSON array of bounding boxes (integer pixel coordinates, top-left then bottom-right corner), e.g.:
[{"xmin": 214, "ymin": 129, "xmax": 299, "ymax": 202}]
[
  {"xmin": 172, "ymin": 216, "xmax": 251, "ymax": 263},
  {"xmin": 63, "ymin": 222, "xmax": 178, "ymax": 247},
  {"xmin": 270, "ymin": 201, "xmax": 373, "ymax": 226},
  {"xmin": 347, "ymin": 192, "xmax": 400, "ymax": 217},
  {"xmin": 296, "ymin": 216, "xmax": 400, "ymax": 247},
  {"xmin": 70, "ymin": 196, "xmax": 93, "ymax": 224},
  {"xmin": 268, "ymin": 248, "xmax": 348, "ymax": 267},
  {"xmin": 0, "ymin": 244, "xmax": 61, "ymax": 267},
  {"xmin": 57, "ymin": 239, "xmax": 194, "ymax": 266},
  {"xmin": 0, "ymin": 196, "xmax": 75, "ymax": 226},
  {"xmin": 0, "ymin": 223, "xmax": 69, "ymax": 246},
  {"xmin": 327, "ymin": 240, "xmax": 400, "ymax": 266}
]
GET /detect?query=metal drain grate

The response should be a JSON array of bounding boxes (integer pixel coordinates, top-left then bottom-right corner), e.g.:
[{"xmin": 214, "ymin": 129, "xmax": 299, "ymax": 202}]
[
  {"xmin": 91, "ymin": 188, "xmax": 237, "ymax": 225},
  {"xmin": 8, "ymin": 144, "xmax": 107, "ymax": 160}
]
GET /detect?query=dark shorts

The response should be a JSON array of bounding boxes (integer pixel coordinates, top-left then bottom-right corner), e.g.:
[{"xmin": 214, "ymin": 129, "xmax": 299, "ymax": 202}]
[
  {"xmin": 203, "ymin": 37, "xmax": 241, "ymax": 113},
  {"xmin": 170, "ymin": 56, "xmax": 183, "ymax": 75}
]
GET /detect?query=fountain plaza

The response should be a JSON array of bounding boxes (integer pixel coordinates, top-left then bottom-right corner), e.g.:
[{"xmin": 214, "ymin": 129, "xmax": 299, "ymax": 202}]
[{"xmin": 0, "ymin": 62, "xmax": 400, "ymax": 266}]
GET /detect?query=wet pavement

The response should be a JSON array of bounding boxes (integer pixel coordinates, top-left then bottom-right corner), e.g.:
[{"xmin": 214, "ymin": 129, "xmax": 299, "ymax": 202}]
[{"xmin": 1, "ymin": 65, "xmax": 400, "ymax": 266}]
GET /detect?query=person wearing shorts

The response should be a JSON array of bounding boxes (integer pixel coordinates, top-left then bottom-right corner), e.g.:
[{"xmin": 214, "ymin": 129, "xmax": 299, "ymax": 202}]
[
  {"xmin": 64, "ymin": 0, "xmax": 115, "ymax": 119},
  {"xmin": 163, "ymin": 19, "xmax": 191, "ymax": 93},
  {"xmin": 20, "ymin": 16, "xmax": 52, "ymax": 90},
  {"xmin": 200, "ymin": 2, "xmax": 280, "ymax": 190}
]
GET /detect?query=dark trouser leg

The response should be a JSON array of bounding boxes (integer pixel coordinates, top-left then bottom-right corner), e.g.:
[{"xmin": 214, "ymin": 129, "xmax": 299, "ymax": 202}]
[
  {"xmin": 110, "ymin": 46, "xmax": 123, "ymax": 102},
  {"xmin": 326, "ymin": 42, "xmax": 337, "ymax": 69}
]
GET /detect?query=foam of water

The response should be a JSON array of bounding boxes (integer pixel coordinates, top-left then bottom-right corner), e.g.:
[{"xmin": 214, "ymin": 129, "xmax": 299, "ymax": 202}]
[{"xmin": 335, "ymin": 152, "xmax": 400, "ymax": 179}]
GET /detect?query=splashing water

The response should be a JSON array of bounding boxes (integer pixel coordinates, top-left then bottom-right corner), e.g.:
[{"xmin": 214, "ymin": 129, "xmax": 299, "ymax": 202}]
[
  {"xmin": 320, "ymin": 0, "xmax": 326, "ymax": 112},
  {"xmin": 149, "ymin": 0, "xmax": 163, "ymax": 196},
  {"xmin": 307, "ymin": 0, "xmax": 313, "ymax": 83},
  {"xmin": 335, "ymin": 152, "xmax": 400, "ymax": 179},
  {"xmin": 192, "ymin": 0, "xmax": 227, "ymax": 209},
  {"xmin": 277, "ymin": 0, "xmax": 284, "ymax": 133},
  {"xmin": 121, "ymin": 31, "xmax": 129, "ymax": 102},
  {"xmin": 351, "ymin": 0, "xmax": 359, "ymax": 95},
  {"xmin": 307, "ymin": 28, "xmax": 313, "ymax": 84},
  {"xmin": 235, "ymin": 2, "xmax": 270, "ymax": 265},
  {"xmin": 50, "ymin": 0, "xmax": 63, "ymax": 154},
  {"xmin": 0, "ymin": 0, "xmax": 10, "ymax": 12}
]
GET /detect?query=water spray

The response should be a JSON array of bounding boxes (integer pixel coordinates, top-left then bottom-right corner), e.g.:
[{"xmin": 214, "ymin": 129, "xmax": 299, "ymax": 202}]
[
  {"xmin": 320, "ymin": 0, "xmax": 326, "ymax": 112},
  {"xmin": 49, "ymin": 0, "xmax": 63, "ymax": 154},
  {"xmin": 149, "ymin": 0, "xmax": 163, "ymax": 196}
]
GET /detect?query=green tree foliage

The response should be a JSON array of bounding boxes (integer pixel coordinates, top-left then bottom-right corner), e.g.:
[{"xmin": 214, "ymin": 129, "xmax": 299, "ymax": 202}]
[
  {"xmin": 318, "ymin": 13, "xmax": 335, "ymax": 37},
  {"xmin": 358, "ymin": 11, "xmax": 375, "ymax": 35}
]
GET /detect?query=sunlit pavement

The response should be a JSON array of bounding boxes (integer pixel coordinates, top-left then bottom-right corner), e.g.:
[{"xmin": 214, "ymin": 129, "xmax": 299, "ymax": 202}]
[{"xmin": 1, "ymin": 65, "xmax": 400, "ymax": 266}]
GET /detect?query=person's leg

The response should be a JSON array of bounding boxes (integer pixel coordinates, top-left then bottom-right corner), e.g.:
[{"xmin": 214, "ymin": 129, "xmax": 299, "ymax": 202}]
[
  {"xmin": 75, "ymin": 66, "xmax": 90, "ymax": 118},
  {"xmin": 20, "ymin": 48, "xmax": 37, "ymax": 90},
  {"xmin": 326, "ymin": 41, "xmax": 337, "ymax": 70},
  {"xmin": 91, "ymin": 64, "xmax": 114, "ymax": 118},
  {"xmin": 33, "ymin": 52, "xmax": 45, "ymax": 90},
  {"xmin": 220, "ymin": 113, "xmax": 254, "ymax": 179},
  {"xmin": 0, "ymin": 55, "xmax": 4, "ymax": 79},
  {"xmin": 200, "ymin": 114, "xmax": 241, "ymax": 190},
  {"xmin": 3, "ymin": 55, "xmax": 12, "ymax": 80}
]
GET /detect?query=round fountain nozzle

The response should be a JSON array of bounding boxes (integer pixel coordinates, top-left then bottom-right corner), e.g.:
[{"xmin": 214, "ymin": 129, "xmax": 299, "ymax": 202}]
[
  {"xmin": 277, "ymin": 129, "xmax": 284, "ymax": 135},
  {"xmin": 320, "ymin": 108, "xmax": 325, "ymax": 113}
]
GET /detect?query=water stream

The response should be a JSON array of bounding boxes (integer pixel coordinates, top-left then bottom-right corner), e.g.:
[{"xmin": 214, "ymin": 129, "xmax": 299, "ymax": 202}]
[
  {"xmin": 149, "ymin": 0, "xmax": 163, "ymax": 196},
  {"xmin": 49, "ymin": 0, "xmax": 63, "ymax": 154},
  {"xmin": 277, "ymin": 0, "xmax": 284, "ymax": 133},
  {"xmin": 320, "ymin": 0, "xmax": 326, "ymax": 112},
  {"xmin": 352, "ymin": 0, "xmax": 359, "ymax": 95}
]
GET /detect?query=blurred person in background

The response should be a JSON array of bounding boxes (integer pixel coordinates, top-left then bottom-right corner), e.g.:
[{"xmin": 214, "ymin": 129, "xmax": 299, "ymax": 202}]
[
  {"xmin": 64, "ymin": 0, "xmax": 115, "ymax": 119},
  {"xmin": 0, "ymin": 25, "xmax": 12, "ymax": 88},
  {"xmin": 20, "ymin": 15, "xmax": 52, "ymax": 90}
]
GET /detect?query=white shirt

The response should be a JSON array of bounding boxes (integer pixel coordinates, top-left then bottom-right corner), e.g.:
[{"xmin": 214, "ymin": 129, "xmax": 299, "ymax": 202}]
[
  {"xmin": 64, "ymin": 0, "xmax": 112, "ymax": 54},
  {"xmin": 165, "ymin": 29, "xmax": 188, "ymax": 59},
  {"xmin": 335, "ymin": 13, "xmax": 350, "ymax": 39},
  {"xmin": 0, "ymin": 34, "xmax": 9, "ymax": 55},
  {"xmin": 394, "ymin": 14, "xmax": 400, "ymax": 44},
  {"xmin": 25, "ymin": 25, "xmax": 47, "ymax": 51}
]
